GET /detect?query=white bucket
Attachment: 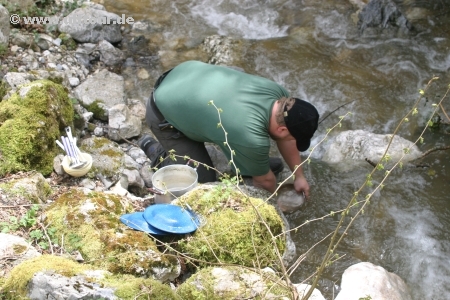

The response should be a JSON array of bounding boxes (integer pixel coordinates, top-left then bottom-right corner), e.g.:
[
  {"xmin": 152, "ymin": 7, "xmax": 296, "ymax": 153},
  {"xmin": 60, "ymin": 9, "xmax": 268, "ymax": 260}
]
[{"xmin": 151, "ymin": 163, "xmax": 198, "ymax": 204}]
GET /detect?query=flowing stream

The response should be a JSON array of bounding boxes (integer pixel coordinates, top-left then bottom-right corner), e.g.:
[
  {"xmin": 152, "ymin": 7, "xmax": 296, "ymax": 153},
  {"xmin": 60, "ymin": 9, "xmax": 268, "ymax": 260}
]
[{"xmin": 95, "ymin": 0, "xmax": 450, "ymax": 298}]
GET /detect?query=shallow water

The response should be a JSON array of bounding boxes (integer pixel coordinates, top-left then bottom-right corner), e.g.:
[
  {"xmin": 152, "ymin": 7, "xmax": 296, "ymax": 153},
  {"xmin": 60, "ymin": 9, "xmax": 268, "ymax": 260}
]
[{"xmin": 95, "ymin": 0, "xmax": 450, "ymax": 298}]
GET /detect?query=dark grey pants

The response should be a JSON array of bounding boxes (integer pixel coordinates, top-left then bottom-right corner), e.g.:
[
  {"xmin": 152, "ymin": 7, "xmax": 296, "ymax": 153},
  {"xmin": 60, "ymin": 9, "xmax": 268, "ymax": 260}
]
[{"xmin": 145, "ymin": 94, "xmax": 217, "ymax": 183}]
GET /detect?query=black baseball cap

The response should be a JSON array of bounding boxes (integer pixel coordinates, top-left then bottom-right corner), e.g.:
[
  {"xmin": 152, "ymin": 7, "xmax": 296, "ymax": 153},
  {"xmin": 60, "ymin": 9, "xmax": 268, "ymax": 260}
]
[{"xmin": 284, "ymin": 98, "xmax": 319, "ymax": 152}]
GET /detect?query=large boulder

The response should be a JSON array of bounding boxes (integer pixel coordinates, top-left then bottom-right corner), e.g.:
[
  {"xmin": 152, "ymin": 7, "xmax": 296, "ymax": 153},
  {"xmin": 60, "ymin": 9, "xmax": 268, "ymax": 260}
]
[
  {"xmin": 44, "ymin": 189, "xmax": 180, "ymax": 281},
  {"xmin": 321, "ymin": 130, "xmax": 422, "ymax": 169},
  {"xmin": 174, "ymin": 185, "xmax": 287, "ymax": 268},
  {"xmin": 0, "ymin": 80, "xmax": 73, "ymax": 176},
  {"xmin": 58, "ymin": 3, "xmax": 123, "ymax": 43},
  {"xmin": 335, "ymin": 262, "xmax": 412, "ymax": 300},
  {"xmin": 1, "ymin": 255, "xmax": 180, "ymax": 300}
]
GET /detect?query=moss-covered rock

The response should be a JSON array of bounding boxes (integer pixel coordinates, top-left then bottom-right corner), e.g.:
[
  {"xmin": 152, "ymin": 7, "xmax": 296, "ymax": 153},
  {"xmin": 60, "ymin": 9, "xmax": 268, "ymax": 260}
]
[
  {"xmin": 44, "ymin": 189, "xmax": 179, "ymax": 279},
  {"xmin": 176, "ymin": 266, "xmax": 293, "ymax": 299},
  {"xmin": 0, "ymin": 80, "xmax": 73, "ymax": 176},
  {"xmin": 79, "ymin": 136, "xmax": 125, "ymax": 182},
  {"xmin": 0, "ymin": 171, "xmax": 52, "ymax": 204},
  {"xmin": 175, "ymin": 185, "xmax": 286, "ymax": 269},
  {"xmin": 0, "ymin": 255, "xmax": 180, "ymax": 300}
]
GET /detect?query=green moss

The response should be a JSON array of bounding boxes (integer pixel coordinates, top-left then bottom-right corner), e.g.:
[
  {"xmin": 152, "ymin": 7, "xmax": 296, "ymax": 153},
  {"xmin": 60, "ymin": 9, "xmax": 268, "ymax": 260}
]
[
  {"xmin": 86, "ymin": 99, "xmax": 108, "ymax": 121},
  {"xmin": 0, "ymin": 80, "xmax": 73, "ymax": 176},
  {"xmin": 1, "ymin": 255, "xmax": 90, "ymax": 299},
  {"xmin": 0, "ymin": 80, "xmax": 9, "ymax": 99},
  {"xmin": 176, "ymin": 186, "xmax": 286, "ymax": 269},
  {"xmin": 100, "ymin": 148, "xmax": 123, "ymax": 158},
  {"xmin": 104, "ymin": 273, "xmax": 180, "ymax": 300},
  {"xmin": 12, "ymin": 244, "xmax": 28, "ymax": 255},
  {"xmin": 58, "ymin": 33, "xmax": 77, "ymax": 51},
  {"xmin": 44, "ymin": 190, "xmax": 177, "ymax": 277}
]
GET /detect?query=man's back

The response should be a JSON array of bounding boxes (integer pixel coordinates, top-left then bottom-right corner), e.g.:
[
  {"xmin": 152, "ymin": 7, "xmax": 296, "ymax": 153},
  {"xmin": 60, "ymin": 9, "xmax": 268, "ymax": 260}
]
[{"xmin": 154, "ymin": 61, "xmax": 290, "ymax": 176}]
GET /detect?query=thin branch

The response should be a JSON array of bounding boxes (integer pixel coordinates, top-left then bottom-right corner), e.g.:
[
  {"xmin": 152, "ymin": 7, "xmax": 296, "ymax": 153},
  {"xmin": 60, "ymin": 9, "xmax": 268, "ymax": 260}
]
[
  {"xmin": 318, "ymin": 100, "xmax": 355, "ymax": 125},
  {"xmin": 414, "ymin": 145, "xmax": 450, "ymax": 161},
  {"xmin": 39, "ymin": 222, "xmax": 54, "ymax": 255},
  {"xmin": 440, "ymin": 103, "xmax": 450, "ymax": 121}
]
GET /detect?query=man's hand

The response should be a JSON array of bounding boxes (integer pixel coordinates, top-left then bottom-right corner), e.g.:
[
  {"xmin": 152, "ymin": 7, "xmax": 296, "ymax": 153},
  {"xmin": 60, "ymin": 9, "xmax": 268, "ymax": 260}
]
[{"xmin": 293, "ymin": 175, "xmax": 310, "ymax": 200}]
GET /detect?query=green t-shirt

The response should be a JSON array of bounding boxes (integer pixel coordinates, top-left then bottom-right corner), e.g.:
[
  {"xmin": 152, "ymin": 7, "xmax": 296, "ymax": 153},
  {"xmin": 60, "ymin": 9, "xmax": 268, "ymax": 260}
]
[{"xmin": 154, "ymin": 61, "xmax": 289, "ymax": 176}]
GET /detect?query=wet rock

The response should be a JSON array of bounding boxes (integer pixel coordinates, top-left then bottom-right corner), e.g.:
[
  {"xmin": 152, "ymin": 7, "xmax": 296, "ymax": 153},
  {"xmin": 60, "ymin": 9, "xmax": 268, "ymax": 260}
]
[
  {"xmin": 358, "ymin": 0, "xmax": 412, "ymax": 32},
  {"xmin": 202, "ymin": 35, "xmax": 242, "ymax": 66},
  {"xmin": 276, "ymin": 184, "xmax": 305, "ymax": 214},
  {"xmin": 320, "ymin": 130, "xmax": 422, "ymax": 170}
]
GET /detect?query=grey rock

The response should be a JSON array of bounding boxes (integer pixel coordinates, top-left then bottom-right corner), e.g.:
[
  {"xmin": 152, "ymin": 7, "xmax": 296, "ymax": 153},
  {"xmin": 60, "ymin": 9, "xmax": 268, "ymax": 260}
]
[
  {"xmin": 108, "ymin": 103, "xmax": 141, "ymax": 141},
  {"xmin": 128, "ymin": 98, "xmax": 147, "ymax": 120},
  {"xmin": 58, "ymin": 4, "xmax": 122, "ymax": 43},
  {"xmin": 28, "ymin": 271, "xmax": 118, "ymax": 300},
  {"xmin": 122, "ymin": 168, "xmax": 145, "ymax": 189},
  {"xmin": 96, "ymin": 40, "xmax": 125, "ymax": 66},
  {"xmin": 321, "ymin": 130, "xmax": 422, "ymax": 170},
  {"xmin": 206, "ymin": 144, "xmax": 232, "ymax": 176},
  {"xmin": 0, "ymin": 234, "xmax": 41, "ymax": 271},
  {"xmin": 124, "ymin": 154, "xmax": 141, "ymax": 170},
  {"xmin": 73, "ymin": 69, "xmax": 125, "ymax": 120},
  {"xmin": 7, "ymin": 172, "xmax": 50, "ymax": 204},
  {"xmin": 10, "ymin": 31, "xmax": 34, "ymax": 49},
  {"xmin": 0, "ymin": 5, "xmax": 10, "ymax": 46},
  {"xmin": 68, "ymin": 77, "xmax": 80, "ymax": 86},
  {"xmin": 53, "ymin": 154, "xmax": 65, "ymax": 175},
  {"xmin": 3, "ymin": 72, "xmax": 32, "ymax": 90},
  {"xmin": 139, "ymin": 163, "xmax": 154, "ymax": 188},
  {"xmin": 276, "ymin": 183, "xmax": 305, "ymax": 214}
]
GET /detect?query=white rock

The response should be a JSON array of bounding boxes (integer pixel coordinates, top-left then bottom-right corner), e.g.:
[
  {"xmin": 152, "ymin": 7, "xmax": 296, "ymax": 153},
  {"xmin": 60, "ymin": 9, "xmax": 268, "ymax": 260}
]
[{"xmin": 335, "ymin": 262, "xmax": 412, "ymax": 300}]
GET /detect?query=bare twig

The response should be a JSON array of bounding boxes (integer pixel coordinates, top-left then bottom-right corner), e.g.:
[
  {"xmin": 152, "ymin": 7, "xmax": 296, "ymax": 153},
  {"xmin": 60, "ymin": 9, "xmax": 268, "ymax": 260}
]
[
  {"xmin": 318, "ymin": 100, "xmax": 355, "ymax": 125},
  {"xmin": 414, "ymin": 145, "xmax": 450, "ymax": 161},
  {"xmin": 440, "ymin": 103, "xmax": 450, "ymax": 121},
  {"xmin": 39, "ymin": 222, "xmax": 54, "ymax": 255}
]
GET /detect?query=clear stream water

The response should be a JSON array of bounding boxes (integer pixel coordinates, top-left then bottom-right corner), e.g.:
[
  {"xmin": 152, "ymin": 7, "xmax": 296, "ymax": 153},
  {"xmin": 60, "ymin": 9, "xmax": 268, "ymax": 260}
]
[{"xmin": 95, "ymin": 0, "xmax": 450, "ymax": 298}]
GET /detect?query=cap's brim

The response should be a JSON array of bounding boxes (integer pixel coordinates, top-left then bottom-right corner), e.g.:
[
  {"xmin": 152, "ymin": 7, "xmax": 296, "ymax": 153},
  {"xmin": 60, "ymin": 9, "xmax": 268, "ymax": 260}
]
[{"xmin": 296, "ymin": 139, "xmax": 311, "ymax": 152}]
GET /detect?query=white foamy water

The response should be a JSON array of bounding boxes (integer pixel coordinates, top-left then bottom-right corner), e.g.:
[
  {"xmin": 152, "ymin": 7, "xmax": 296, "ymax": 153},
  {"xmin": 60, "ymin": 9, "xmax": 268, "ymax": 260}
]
[
  {"xmin": 189, "ymin": 0, "xmax": 288, "ymax": 39},
  {"xmin": 388, "ymin": 204, "xmax": 450, "ymax": 299}
]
